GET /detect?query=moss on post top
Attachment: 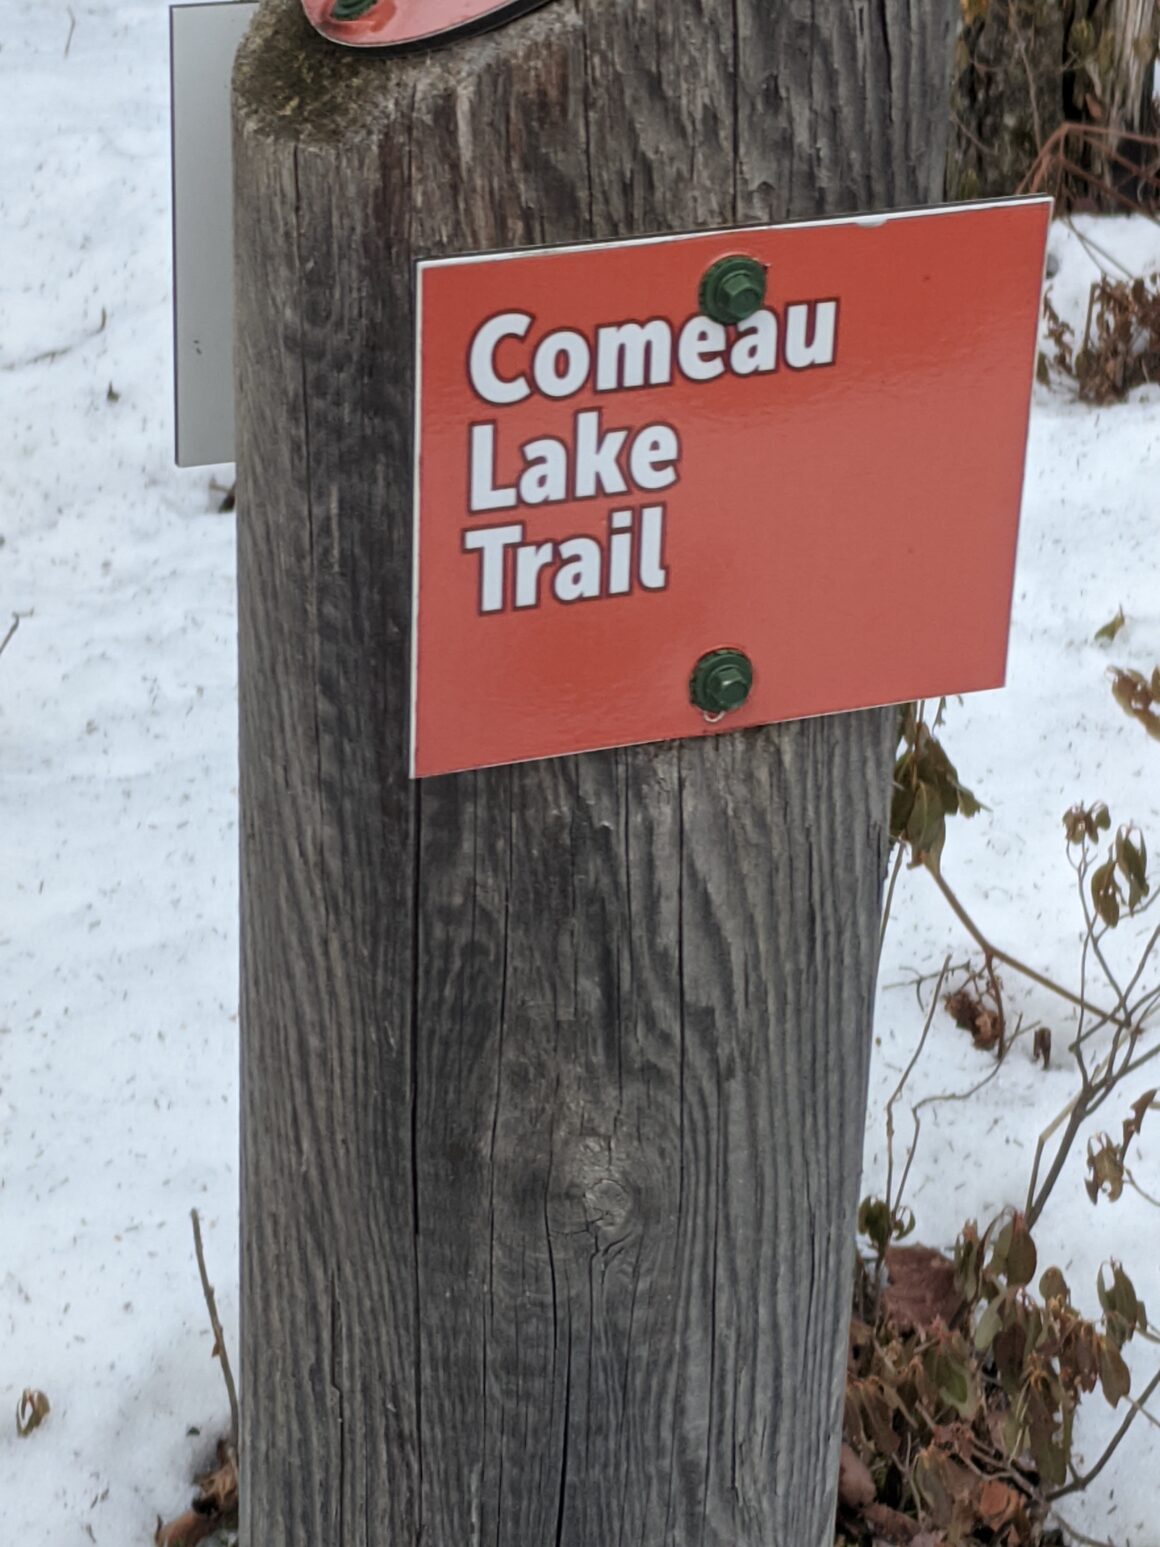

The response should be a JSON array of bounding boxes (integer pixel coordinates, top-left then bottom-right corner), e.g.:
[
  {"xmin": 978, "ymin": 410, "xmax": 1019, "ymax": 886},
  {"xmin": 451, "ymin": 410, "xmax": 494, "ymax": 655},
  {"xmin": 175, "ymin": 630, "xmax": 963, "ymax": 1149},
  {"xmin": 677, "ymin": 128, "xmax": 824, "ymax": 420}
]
[{"xmin": 232, "ymin": 0, "xmax": 579, "ymax": 148}]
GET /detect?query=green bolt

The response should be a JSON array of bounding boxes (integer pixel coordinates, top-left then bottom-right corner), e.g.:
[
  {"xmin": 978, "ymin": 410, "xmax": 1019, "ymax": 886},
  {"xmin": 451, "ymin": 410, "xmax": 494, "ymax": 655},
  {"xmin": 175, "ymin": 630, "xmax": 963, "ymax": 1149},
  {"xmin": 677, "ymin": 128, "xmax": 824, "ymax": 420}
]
[
  {"xmin": 690, "ymin": 648, "xmax": 754, "ymax": 716},
  {"xmin": 331, "ymin": 0, "xmax": 376, "ymax": 18},
  {"xmin": 698, "ymin": 256, "xmax": 767, "ymax": 326}
]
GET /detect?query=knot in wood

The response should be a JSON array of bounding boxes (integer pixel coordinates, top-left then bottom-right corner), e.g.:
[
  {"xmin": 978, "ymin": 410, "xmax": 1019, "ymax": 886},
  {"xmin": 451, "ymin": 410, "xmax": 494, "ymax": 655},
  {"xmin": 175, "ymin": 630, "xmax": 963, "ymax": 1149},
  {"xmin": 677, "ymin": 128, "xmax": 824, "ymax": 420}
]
[{"xmin": 583, "ymin": 1176, "xmax": 632, "ymax": 1229}]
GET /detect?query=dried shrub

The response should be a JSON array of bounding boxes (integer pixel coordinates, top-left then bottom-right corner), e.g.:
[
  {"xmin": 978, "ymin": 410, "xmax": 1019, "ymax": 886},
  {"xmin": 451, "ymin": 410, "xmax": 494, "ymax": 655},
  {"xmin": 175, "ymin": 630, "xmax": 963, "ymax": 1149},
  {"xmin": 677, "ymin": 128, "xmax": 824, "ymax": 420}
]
[
  {"xmin": 1021, "ymin": 124, "xmax": 1160, "ymax": 212},
  {"xmin": 1042, "ymin": 272, "xmax": 1160, "ymax": 401},
  {"xmin": 841, "ymin": 1216, "xmax": 1151, "ymax": 1545},
  {"xmin": 861, "ymin": 711, "xmax": 1160, "ymax": 1544}
]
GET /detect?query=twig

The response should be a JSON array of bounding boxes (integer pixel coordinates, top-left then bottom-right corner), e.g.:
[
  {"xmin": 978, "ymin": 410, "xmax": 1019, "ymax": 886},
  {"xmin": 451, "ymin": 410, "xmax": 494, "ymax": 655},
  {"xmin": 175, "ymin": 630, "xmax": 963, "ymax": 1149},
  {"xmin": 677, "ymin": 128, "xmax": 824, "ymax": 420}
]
[
  {"xmin": 64, "ymin": 6, "xmax": 76, "ymax": 56},
  {"xmin": 0, "ymin": 613, "xmax": 18, "ymax": 662},
  {"xmin": 983, "ymin": 952, "xmax": 1007, "ymax": 1057},
  {"xmin": 878, "ymin": 842, "xmax": 905, "ymax": 968},
  {"xmin": 895, "ymin": 1015, "xmax": 1023, "ymax": 1217},
  {"xmin": 1062, "ymin": 214, "xmax": 1137, "ymax": 281},
  {"xmin": 1120, "ymin": 1384, "xmax": 1160, "ymax": 1433},
  {"xmin": 1119, "ymin": 922, "xmax": 1160, "ymax": 1014},
  {"xmin": 1047, "ymin": 1365, "xmax": 1160, "ymax": 1502},
  {"xmin": 1049, "ymin": 1509, "xmax": 1116, "ymax": 1547},
  {"xmin": 1076, "ymin": 872, "xmax": 1134, "ymax": 1071},
  {"xmin": 1019, "ymin": 122, "xmax": 1160, "ymax": 224},
  {"xmin": 1057, "ymin": 154, "xmax": 1159, "ymax": 216},
  {"xmin": 924, "ymin": 862, "xmax": 1130, "ymax": 1033},
  {"xmin": 1010, "ymin": 13, "xmax": 1043, "ymax": 156},
  {"xmin": 951, "ymin": 111, "xmax": 996, "ymax": 161},
  {"xmin": 0, "ymin": 306, "xmax": 107, "ymax": 373},
  {"xmin": 875, "ymin": 956, "xmax": 951, "ymax": 1293},
  {"xmin": 191, "ymin": 1209, "xmax": 239, "ymax": 1454},
  {"xmin": 1026, "ymin": 1029, "xmax": 1160, "ymax": 1225},
  {"xmin": 1026, "ymin": 1100, "xmax": 1088, "ymax": 1229},
  {"xmin": 882, "ymin": 959, "xmax": 971, "ymax": 997},
  {"xmin": 1122, "ymin": 1036, "xmax": 1160, "ymax": 1080}
]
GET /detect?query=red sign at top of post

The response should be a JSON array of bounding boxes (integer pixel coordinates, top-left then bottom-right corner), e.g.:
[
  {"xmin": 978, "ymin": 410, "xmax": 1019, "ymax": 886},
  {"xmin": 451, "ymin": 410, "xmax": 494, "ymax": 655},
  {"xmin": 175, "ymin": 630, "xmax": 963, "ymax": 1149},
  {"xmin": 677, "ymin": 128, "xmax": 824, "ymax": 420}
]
[
  {"xmin": 300, "ymin": 0, "xmax": 553, "ymax": 48},
  {"xmin": 410, "ymin": 198, "xmax": 1051, "ymax": 779}
]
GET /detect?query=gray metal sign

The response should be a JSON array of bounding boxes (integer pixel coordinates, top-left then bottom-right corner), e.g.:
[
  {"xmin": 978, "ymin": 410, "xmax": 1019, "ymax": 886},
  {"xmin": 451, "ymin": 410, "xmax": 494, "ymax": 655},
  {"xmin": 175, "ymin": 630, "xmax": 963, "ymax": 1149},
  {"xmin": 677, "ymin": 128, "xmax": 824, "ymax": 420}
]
[{"xmin": 170, "ymin": 2, "xmax": 256, "ymax": 467}]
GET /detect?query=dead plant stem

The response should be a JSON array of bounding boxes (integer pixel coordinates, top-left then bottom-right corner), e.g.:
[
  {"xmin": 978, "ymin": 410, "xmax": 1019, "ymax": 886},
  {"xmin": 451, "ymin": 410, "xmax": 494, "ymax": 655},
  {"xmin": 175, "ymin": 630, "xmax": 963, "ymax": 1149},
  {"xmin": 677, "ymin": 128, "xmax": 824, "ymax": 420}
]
[
  {"xmin": 0, "ymin": 614, "xmax": 19, "ymax": 661},
  {"xmin": 191, "ymin": 1209, "xmax": 239, "ymax": 1455},
  {"xmin": 923, "ymin": 862, "xmax": 1128, "ymax": 1033},
  {"xmin": 879, "ymin": 842, "xmax": 906, "ymax": 969},
  {"xmin": 1047, "ymin": 1366, "xmax": 1160, "ymax": 1502},
  {"xmin": 877, "ymin": 956, "xmax": 950, "ymax": 1293}
]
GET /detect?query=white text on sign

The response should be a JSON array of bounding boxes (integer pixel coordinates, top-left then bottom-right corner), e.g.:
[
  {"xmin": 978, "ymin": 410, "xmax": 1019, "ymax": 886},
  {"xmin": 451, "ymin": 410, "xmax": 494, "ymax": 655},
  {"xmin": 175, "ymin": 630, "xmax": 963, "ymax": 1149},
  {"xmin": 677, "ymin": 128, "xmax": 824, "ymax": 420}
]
[{"xmin": 459, "ymin": 300, "xmax": 840, "ymax": 616}]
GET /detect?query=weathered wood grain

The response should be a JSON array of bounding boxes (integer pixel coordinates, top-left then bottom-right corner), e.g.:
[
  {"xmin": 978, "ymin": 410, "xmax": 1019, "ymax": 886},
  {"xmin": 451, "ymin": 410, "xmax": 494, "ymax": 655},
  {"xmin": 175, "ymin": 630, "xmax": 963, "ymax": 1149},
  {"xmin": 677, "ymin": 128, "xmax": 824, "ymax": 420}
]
[{"xmin": 233, "ymin": 3, "xmax": 953, "ymax": 1543}]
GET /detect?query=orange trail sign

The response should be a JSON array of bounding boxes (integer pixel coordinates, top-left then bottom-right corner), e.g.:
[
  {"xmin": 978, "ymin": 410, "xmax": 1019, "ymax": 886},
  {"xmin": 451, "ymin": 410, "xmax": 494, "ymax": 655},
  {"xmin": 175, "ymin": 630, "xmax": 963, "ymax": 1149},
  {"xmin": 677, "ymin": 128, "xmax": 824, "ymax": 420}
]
[{"xmin": 410, "ymin": 198, "xmax": 1052, "ymax": 779}]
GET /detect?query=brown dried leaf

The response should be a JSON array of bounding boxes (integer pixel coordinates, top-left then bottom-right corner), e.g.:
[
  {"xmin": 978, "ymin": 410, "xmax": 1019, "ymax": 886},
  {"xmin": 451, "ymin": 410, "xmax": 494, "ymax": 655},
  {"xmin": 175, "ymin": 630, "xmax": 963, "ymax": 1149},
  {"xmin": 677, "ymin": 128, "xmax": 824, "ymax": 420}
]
[
  {"xmin": 1123, "ymin": 1089, "xmax": 1158, "ymax": 1151},
  {"xmin": 838, "ymin": 1441, "xmax": 876, "ymax": 1509},
  {"xmin": 973, "ymin": 1008, "xmax": 1001, "ymax": 1050},
  {"xmin": 1043, "ymin": 293, "xmax": 1074, "ymax": 376},
  {"xmin": 16, "ymin": 1388, "xmax": 50, "ymax": 1437},
  {"xmin": 1090, "ymin": 856, "xmax": 1121, "ymax": 928},
  {"xmin": 1098, "ymin": 1339, "xmax": 1131, "ymax": 1406},
  {"xmin": 912, "ymin": 1445, "xmax": 975, "ymax": 1531},
  {"xmin": 882, "ymin": 1245, "xmax": 965, "ymax": 1335},
  {"xmin": 1040, "ymin": 1266, "xmax": 1070, "ymax": 1303},
  {"xmin": 944, "ymin": 981, "xmax": 1004, "ymax": 1052},
  {"xmin": 1006, "ymin": 1217, "xmax": 1038, "ymax": 1287},
  {"xmin": 1110, "ymin": 667, "xmax": 1160, "ymax": 741},
  {"xmin": 154, "ymin": 1511, "xmax": 219, "ymax": 1547},
  {"xmin": 1063, "ymin": 801, "xmax": 1111, "ymax": 847},
  {"xmin": 1086, "ymin": 1134, "xmax": 1125, "ymax": 1203},
  {"xmin": 1115, "ymin": 829, "xmax": 1150, "ymax": 910},
  {"xmin": 974, "ymin": 1475, "xmax": 1022, "ymax": 1529},
  {"xmin": 1094, "ymin": 605, "xmax": 1125, "ymax": 643},
  {"xmin": 155, "ymin": 1445, "xmax": 238, "ymax": 1547},
  {"xmin": 864, "ymin": 1500, "xmax": 924, "ymax": 1542}
]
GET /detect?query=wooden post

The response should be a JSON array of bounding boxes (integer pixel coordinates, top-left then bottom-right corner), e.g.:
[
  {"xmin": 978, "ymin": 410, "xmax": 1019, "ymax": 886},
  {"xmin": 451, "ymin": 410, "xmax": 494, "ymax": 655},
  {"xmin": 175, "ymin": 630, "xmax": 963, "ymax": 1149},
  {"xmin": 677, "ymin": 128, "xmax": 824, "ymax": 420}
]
[{"xmin": 232, "ymin": 3, "xmax": 953, "ymax": 1544}]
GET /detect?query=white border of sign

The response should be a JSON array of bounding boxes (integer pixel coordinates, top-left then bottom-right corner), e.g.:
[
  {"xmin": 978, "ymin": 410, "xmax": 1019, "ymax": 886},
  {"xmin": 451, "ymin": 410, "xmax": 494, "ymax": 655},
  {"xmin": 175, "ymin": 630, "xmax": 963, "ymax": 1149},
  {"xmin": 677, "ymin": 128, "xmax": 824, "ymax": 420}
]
[{"xmin": 170, "ymin": 1, "xmax": 257, "ymax": 468}]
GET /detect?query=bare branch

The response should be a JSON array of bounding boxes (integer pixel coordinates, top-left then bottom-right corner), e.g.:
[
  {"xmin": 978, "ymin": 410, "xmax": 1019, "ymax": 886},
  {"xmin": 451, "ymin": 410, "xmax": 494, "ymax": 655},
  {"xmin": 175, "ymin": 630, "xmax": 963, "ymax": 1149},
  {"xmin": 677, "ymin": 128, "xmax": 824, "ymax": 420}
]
[
  {"xmin": 883, "ymin": 956, "xmax": 951, "ymax": 1220},
  {"xmin": 924, "ymin": 862, "xmax": 1130, "ymax": 1033},
  {"xmin": 1049, "ymin": 1508, "xmax": 1117, "ymax": 1547},
  {"xmin": 191, "ymin": 1209, "xmax": 239, "ymax": 1455},
  {"xmin": 0, "ymin": 307, "xmax": 107, "ymax": 373},
  {"xmin": 1047, "ymin": 1366, "xmax": 1160, "ymax": 1503},
  {"xmin": 879, "ymin": 842, "xmax": 906, "ymax": 969},
  {"xmin": 0, "ymin": 614, "xmax": 19, "ymax": 661}
]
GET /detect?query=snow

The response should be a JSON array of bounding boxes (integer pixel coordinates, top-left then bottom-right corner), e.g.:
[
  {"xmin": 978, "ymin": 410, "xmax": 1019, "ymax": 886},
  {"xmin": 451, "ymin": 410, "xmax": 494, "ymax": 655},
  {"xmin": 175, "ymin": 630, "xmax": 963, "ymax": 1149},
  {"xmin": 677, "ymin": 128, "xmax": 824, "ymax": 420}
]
[{"xmin": 0, "ymin": 1, "xmax": 1157, "ymax": 1542}]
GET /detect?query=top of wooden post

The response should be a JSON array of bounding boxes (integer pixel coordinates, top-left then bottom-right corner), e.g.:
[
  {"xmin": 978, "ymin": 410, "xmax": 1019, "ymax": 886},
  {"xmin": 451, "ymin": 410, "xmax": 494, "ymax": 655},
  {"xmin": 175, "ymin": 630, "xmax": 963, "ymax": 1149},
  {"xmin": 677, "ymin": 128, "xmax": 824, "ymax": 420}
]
[
  {"xmin": 235, "ymin": 0, "xmax": 953, "ymax": 217},
  {"xmin": 234, "ymin": 0, "xmax": 582, "ymax": 148}
]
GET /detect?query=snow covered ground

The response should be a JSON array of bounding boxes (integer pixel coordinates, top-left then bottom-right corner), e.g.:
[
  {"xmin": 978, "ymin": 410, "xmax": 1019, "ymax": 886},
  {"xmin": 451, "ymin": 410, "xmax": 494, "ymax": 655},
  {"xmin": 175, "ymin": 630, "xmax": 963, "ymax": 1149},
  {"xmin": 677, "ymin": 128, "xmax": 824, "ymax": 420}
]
[{"xmin": 0, "ymin": 2, "xmax": 1157, "ymax": 1543}]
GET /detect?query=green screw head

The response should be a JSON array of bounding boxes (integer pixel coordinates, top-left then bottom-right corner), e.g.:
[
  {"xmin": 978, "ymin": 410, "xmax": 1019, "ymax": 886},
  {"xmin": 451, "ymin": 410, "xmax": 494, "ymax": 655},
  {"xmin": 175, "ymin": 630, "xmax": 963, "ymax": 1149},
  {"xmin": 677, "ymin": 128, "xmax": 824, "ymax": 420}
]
[
  {"xmin": 690, "ymin": 648, "xmax": 754, "ymax": 715},
  {"xmin": 331, "ymin": 0, "xmax": 376, "ymax": 18},
  {"xmin": 698, "ymin": 256, "xmax": 767, "ymax": 325}
]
